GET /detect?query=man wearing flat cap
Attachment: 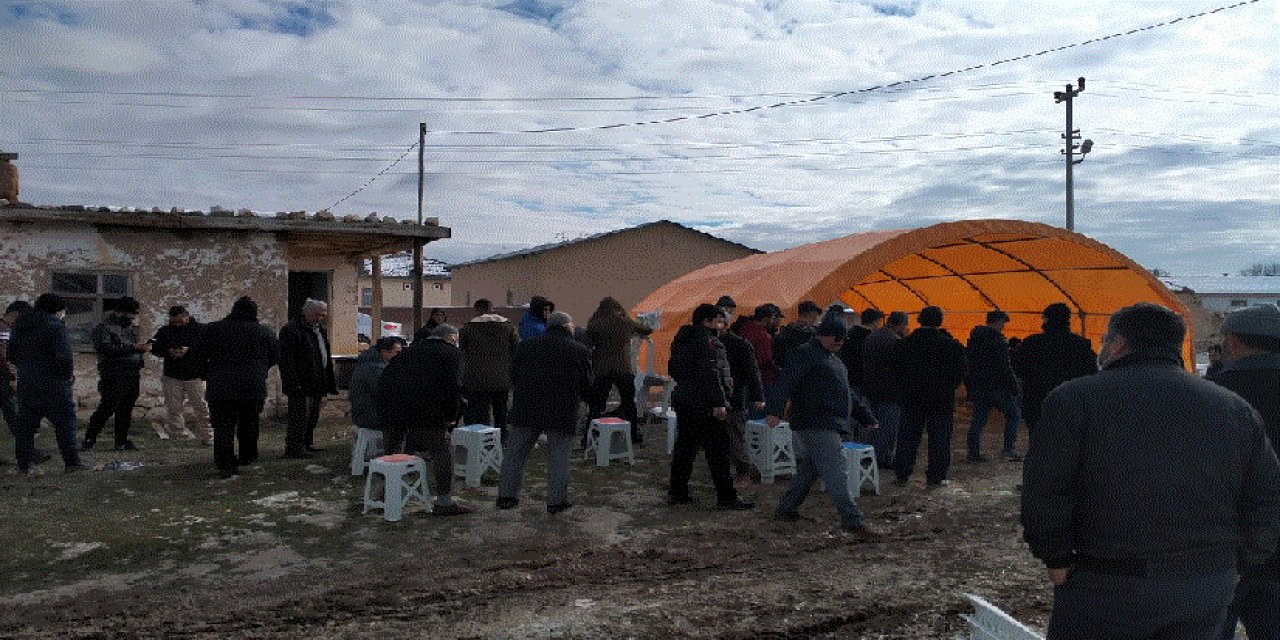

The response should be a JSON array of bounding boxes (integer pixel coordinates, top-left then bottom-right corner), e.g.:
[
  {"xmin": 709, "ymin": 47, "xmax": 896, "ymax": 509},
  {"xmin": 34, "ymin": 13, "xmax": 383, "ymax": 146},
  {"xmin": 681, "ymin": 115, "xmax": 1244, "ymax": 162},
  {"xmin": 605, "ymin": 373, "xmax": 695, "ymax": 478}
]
[{"xmin": 1213, "ymin": 303, "xmax": 1280, "ymax": 639}]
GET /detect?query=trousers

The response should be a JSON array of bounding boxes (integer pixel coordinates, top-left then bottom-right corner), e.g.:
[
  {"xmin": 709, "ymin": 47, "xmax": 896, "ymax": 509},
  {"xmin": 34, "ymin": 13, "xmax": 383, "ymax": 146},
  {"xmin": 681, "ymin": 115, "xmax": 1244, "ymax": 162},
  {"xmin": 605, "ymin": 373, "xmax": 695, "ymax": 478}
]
[
  {"xmin": 14, "ymin": 381, "xmax": 81, "ymax": 470},
  {"xmin": 895, "ymin": 405, "xmax": 954, "ymax": 484},
  {"xmin": 85, "ymin": 373, "xmax": 140, "ymax": 445},
  {"xmin": 209, "ymin": 399, "xmax": 263, "ymax": 473},
  {"xmin": 1049, "ymin": 567, "xmax": 1234, "ymax": 639},
  {"xmin": 284, "ymin": 394, "xmax": 323, "ymax": 454},
  {"xmin": 777, "ymin": 428, "xmax": 865, "ymax": 527},
  {"xmin": 161, "ymin": 377, "xmax": 211, "ymax": 439},
  {"xmin": 669, "ymin": 403, "xmax": 737, "ymax": 503},
  {"xmin": 498, "ymin": 425, "xmax": 572, "ymax": 506}
]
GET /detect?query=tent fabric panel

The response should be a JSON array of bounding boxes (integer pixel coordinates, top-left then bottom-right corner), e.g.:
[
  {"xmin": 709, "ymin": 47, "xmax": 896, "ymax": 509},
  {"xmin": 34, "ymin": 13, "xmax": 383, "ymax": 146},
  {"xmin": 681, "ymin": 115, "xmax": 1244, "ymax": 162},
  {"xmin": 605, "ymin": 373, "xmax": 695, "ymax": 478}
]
[
  {"xmin": 997, "ymin": 237, "xmax": 1125, "ymax": 271},
  {"xmin": 880, "ymin": 253, "xmax": 953, "ymax": 280},
  {"xmin": 919, "ymin": 244, "xmax": 1030, "ymax": 276},
  {"xmin": 899, "ymin": 276, "xmax": 994, "ymax": 311},
  {"xmin": 850, "ymin": 279, "xmax": 931, "ymax": 312},
  {"xmin": 1043, "ymin": 269, "xmax": 1167, "ymax": 315},
  {"xmin": 964, "ymin": 272, "xmax": 1080, "ymax": 315}
]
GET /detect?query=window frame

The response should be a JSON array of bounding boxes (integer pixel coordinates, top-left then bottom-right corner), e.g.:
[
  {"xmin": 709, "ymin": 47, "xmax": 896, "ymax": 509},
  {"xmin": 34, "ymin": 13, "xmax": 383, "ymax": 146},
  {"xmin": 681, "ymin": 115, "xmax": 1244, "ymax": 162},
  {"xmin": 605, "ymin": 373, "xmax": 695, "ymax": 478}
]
[{"xmin": 50, "ymin": 270, "xmax": 135, "ymax": 350}]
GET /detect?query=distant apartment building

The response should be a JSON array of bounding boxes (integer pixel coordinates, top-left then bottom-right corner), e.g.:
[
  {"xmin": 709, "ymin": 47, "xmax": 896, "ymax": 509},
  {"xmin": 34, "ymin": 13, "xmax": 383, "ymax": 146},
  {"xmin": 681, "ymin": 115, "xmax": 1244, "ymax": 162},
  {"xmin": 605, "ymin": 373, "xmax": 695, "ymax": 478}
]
[
  {"xmin": 1160, "ymin": 276, "xmax": 1280, "ymax": 313},
  {"xmin": 357, "ymin": 252, "xmax": 452, "ymax": 309}
]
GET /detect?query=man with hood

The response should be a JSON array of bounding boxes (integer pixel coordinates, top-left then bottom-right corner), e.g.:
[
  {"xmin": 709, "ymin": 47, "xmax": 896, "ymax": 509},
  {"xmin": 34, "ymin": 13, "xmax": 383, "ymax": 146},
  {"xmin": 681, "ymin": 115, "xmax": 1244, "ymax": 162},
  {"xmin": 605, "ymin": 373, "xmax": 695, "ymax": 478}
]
[
  {"xmin": 667, "ymin": 303, "xmax": 753, "ymax": 510},
  {"xmin": 279, "ymin": 298, "xmax": 337, "ymax": 458},
  {"xmin": 7, "ymin": 294, "xmax": 87, "ymax": 474},
  {"xmin": 497, "ymin": 311, "xmax": 592, "ymax": 514},
  {"xmin": 349, "ymin": 336, "xmax": 404, "ymax": 434},
  {"xmin": 518, "ymin": 296, "xmax": 554, "ymax": 340},
  {"xmin": 1013, "ymin": 302, "xmax": 1097, "ymax": 434},
  {"xmin": 585, "ymin": 296, "xmax": 652, "ymax": 444},
  {"xmin": 376, "ymin": 324, "xmax": 470, "ymax": 516},
  {"xmin": 83, "ymin": 296, "xmax": 149, "ymax": 451},
  {"xmin": 459, "ymin": 298, "xmax": 519, "ymax": 434},
  {"xmin": 196, "ymin": 297, "xmax": 280, "ymax": 479},
  {"xmin": 1211, "ymin": 304, "xmax": 1280, "ymax": 639},
  {"xmin": 768, "ymin": 312, "xmax": 879, "ymax": 536}
]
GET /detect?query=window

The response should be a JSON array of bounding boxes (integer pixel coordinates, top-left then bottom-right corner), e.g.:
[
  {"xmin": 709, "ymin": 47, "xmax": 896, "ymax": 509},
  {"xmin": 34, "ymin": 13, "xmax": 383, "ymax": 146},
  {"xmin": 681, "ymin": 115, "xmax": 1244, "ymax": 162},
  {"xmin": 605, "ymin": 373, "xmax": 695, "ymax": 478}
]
[
  {"xmin": 51, "ymin": 271, "xmax": 133, "ymax": 348},
  {"xmin": 360, "ymin": 287, "xmax": 373, "ymax": 307},
  {"xmin": 433, "ymin": 283, "xmax": 443, "ymax": 291},
  {"xmin": 402, "ymin": 282, "xmax": 412, "ymax": 291}
]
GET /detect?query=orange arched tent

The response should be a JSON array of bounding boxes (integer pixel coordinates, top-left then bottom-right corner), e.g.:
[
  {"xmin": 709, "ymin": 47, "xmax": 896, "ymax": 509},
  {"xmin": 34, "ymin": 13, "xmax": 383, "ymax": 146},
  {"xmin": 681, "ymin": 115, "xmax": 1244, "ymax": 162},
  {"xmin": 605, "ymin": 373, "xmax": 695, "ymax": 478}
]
[{"xmin": 633, "ymin": 219, "xmax": 1193, "ymax": 373}]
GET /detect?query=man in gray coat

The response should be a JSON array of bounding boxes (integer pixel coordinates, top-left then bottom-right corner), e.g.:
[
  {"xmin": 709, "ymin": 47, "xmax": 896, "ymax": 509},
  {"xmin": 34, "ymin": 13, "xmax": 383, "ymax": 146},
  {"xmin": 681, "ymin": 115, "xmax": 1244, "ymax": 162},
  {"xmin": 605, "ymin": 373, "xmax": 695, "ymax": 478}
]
[
  {"xmin": 1021, "ymin": 303, "xmax": 1280, "ymax": 639},
  {"xmin": 348, "ymin": 337, "xmax": 403, "ymax": 432},
  {"xmin": 496, "ymin": 311, "xmax": 591, "ymax": 515}
]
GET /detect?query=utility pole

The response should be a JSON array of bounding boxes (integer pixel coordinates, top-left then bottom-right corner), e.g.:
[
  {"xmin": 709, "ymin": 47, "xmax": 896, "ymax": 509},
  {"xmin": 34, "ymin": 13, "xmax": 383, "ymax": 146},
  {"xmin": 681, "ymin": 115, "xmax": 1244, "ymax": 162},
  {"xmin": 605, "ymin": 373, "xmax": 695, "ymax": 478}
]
[
  {"xmin": 412, "ymin": 123, "xmax": 425, "ymax": 335},
  {"xmin": 1054, "ymin": 77, "xmax": 1092, "ymax": 231}
]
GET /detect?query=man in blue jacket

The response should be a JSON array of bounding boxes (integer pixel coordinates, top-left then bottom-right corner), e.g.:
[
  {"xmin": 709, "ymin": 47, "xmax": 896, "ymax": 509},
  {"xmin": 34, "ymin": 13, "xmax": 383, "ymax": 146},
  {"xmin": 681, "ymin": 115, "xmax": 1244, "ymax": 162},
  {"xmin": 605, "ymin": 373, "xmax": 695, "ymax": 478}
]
[
  {"xmin": 7, "ymin": 294, "xmax": 88, "ymax": 474},
  {"xmin": 767, "ymin": 313, "xmax": 879, "ymax": 536}
]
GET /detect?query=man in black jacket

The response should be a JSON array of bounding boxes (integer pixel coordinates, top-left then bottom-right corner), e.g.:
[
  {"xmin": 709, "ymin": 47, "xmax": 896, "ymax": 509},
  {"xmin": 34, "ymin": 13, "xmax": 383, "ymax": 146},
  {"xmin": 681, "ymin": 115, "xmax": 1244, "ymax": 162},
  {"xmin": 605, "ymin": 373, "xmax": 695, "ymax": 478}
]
[
  {"xmin": 1022, "ymin": 303, "xmax": 1280, "ymax": 640},
  {"xmin": 83, "ymin": 296, "xmax": 150, "ymax": 451},
  {"xmin": 196, "ymin": 297, "xmax": 280, "ymax": 479},
  {"xmin": 376, "ymin": 324, "xmax": 470, "ymax": 516},
  {"xmin": 862, "ymin": 311, "xmax": 907, "ymax": 469},
  {"xmin": 716, "ymin": 299, "xmax": 764, "ymax": 489},
  {"xmin": 497, "ymin": 311, "xmax": 592, "ymax": 514},
  {"xmin": 772, "ymin": 300, "xmax": 821, "ymax": 370},
  {"xmin": 965, "ymin": 310, "xmax": 1022, "ymax": 462},
  {"xmin": 667, "ymin": 303, "xmax": 753, "ymax": 510},
  {"xmin": 893, "ymin": 306, "xmax": 965, "ymax": 488},
  {"xmin": 151, "ymin": 305, "xmax": 210, "ymax": 444},
  {"xmin": 8, "ymin": 294, "xmax": 87, "ymax": 474},
  {"xmin": 840, "ymin": 308, "xmax": 881, "ymax": 395},
  {"xmin": 279, "ymin": 298, "xmax": 337, "ymax": 458},
  {"xmin": 768, "ymin": 314, "xmax": 879, "ymax": 535},
  {"xmin": 1012, "ymin": 303, "xmax": 1096, "ymax": 434},
  {"xmin": 1212, "ymin": 304, "xmax": 1280, "ymax": 640}
]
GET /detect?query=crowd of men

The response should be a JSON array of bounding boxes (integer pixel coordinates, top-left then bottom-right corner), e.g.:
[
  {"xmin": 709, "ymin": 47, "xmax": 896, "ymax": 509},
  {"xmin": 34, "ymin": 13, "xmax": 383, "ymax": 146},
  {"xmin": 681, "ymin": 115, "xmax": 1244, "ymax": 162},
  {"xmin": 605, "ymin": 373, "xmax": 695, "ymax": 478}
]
[{"xmin": 2, "ymin": 289, "xmax": 1278, "ymax": 639}]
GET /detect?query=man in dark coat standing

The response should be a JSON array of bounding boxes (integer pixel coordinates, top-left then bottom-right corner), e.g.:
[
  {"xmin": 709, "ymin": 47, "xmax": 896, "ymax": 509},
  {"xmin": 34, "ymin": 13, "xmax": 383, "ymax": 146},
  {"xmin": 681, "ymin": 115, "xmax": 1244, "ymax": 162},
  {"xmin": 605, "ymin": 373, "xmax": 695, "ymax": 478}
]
[
  {"xmin": 717, "ymin": 298, "xmax": 764, "ymax": 488},
  {"xmin": 862, "ymin": 310, "xmax": 907, "ymax": 469},
  {"xmin": 8, "ymin": 294, "xmax": 87, "ymax": 474},
  {"xmin": 83, "ymin": 296, "xmax": 150, "ymax": 451},
  {"xmin": 1022, "ymin": 303, "xmax": 1280, "ymax": 640},
  {"xmin": 1012, "ymin": 302, "xmax": 1096, "ymax": 433},
  {"xmin": 459, "ymin": 298, "xmax": 518, "ymax": 434},
  {"xmin": 279, "ymin": 298, "xmax": 337, "ymax": 458},
  {"xmin": 840, "ymin": 308, "xmax": 882, "ymax": 394},
  {"xmin": 893, "ymin": 306, "xmax": 966, "ymax": 488},
  {"xmin": 496, "ymin": 311, "xmax": 592, "ymax": 514},
  {"xmin": 585, "ymin": 296, "xmax": 652, "ymax": 444},
  {"xmin": 0, "ymin": 300, "xmax": 31, "ymax": 465},
  {"xmin": 772, "ymin": 300, "xmax": 821, "ymax": 370},
  {"xmin": 667, "ymin": 303, "xmax": 753, "ymax": 510},
  {"xmin": 769, "ymin": 314, "xmax": 879, "ymax": 536},
  {"xmin": 965, "ymin": 310, "xmax": 1022, "ymax": 462},
  {"xmin": 196, "ymin": 297, "xmax": 280, "ymax": 479},
  {"xmin": 376, "ymin": 324, "xmax": 469, "ymax": 516},
  {"xmin": 1212, "ymin": 304, "xmax": 1280, "ymax": 640}
]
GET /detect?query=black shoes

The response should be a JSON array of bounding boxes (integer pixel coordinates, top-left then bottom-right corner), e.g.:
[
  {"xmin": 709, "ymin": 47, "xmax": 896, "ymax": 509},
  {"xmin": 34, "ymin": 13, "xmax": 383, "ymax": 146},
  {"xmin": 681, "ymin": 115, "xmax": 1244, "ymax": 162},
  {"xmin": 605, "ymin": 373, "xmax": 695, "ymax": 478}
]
[
  {"xmin": 64, "ymin": 463, "xmax": 90, "ymax": 474},
  {"xmin": 31, "ymin": 449, "xmax": 51, "ymax": 465},
  {"xmin": 81, "ymin": 437, "xmax": 96, "ymax": 451},
  {"xmin": 926, "ymin": 479, "xmax": 951, "ymax": 490},
  {"xmin": 495, "ymin": 497, "xmax": 520, "ymax": 510},
  {"xmin": 667, "ymin": 494, "xmax": 695, "ymax": 505},
  {"xmin": 114, "ymin": 441, "xmax": 139, "ymax": 451},
  {"xmin": 1003, "ymin": 450, "xmax": 1024, "ymax": 461},
  {"xmin": 965, "ymin": 454, "xmax": 989, "ymax": 463},
  {"xmin": 547, "ymin": 502, "xmax": 573, "ymax": 515},
  {"xmin": 432, "ymin": 503, "xmax": 474, "ymax": 517},
  {"xmin": 841, "ymin": 522, "xmax": 884, "ymax": 541},
  {"xmin": 284, "ymin": 451, "xmax": 315, "ymax": 459},
  {"xmin": 217, "ymin": 468, "xmax": 238, "ymax": 480},
  {"xmin": 305, "ymin": 445, "xmax": 324, "ymax": 453},
  {"xmin": 717, "ymin": 497, "xmax": 756, "ymax": 511}
]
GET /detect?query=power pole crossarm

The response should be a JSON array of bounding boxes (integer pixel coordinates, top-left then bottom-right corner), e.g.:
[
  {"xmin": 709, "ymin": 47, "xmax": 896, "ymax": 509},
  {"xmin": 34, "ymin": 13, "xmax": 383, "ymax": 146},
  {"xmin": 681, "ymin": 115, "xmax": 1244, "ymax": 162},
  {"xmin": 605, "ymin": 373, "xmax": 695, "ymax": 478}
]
[{"xmin": 1053, "ymin": 77, "xmax": 1086, "ymax": 231}]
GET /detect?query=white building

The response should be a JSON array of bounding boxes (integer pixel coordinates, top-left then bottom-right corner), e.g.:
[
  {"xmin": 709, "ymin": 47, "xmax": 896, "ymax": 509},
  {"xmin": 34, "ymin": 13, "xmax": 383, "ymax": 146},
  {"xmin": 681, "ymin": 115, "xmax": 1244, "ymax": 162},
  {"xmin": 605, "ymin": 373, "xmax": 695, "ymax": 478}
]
[{"xmin": 1160, "ymin": 276, "xmax": 1280, "ymax": 313}]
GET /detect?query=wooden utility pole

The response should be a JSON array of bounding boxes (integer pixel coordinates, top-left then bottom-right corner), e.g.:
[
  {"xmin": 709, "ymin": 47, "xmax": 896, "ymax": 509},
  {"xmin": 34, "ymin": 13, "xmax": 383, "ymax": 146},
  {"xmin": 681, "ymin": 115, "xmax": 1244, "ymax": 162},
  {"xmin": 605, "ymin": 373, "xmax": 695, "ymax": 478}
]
[
  {"xmin": 412, "ymin": 123, "xmax": 425, "ymax": 335},
  {"xmin": 370, "ymin": 255, "xmax": 384, "ymax": 341}
]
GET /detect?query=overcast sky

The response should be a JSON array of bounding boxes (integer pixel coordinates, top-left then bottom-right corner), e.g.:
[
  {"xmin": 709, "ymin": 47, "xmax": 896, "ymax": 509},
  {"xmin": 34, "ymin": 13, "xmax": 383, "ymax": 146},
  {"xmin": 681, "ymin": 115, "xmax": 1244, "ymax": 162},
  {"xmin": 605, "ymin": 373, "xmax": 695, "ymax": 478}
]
[{"xmin": 2, "ymin": 0, "xmax": 1277, "ymax": 274}]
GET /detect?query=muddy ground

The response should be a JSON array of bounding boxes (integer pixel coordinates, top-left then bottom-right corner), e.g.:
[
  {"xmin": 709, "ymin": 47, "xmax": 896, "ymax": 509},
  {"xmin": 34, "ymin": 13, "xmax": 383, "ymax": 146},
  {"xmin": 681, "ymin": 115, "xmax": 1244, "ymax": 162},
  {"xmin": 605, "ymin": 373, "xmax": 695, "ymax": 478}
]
[{"xmin": 0, "ymin": 410, "xmax": 1052, "ymax": 639}]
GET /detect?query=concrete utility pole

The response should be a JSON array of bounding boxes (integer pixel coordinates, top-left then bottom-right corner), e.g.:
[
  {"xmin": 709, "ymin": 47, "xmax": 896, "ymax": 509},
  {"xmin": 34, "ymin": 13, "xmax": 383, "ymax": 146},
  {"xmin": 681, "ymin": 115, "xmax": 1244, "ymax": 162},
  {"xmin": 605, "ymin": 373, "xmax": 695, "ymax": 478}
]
[
  {"xmin": 412, "ymin": 122, "xmax": 425, "ymax": 335},
  {"xmin": 1054, "ymin": 77, "xmax": 1092, "ymax": 231}
]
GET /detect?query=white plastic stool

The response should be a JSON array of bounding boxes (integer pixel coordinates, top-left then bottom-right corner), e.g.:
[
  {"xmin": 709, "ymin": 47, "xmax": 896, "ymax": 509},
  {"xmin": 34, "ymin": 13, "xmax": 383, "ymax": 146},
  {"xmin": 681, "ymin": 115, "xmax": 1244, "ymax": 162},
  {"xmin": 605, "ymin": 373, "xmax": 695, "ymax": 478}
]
[
  {"xmin": 745, "ymin": 419, "xmax": 797, "ymax": 484},
  {"xmin": 350, "ymin": 427, "xmax": 385, "ymax": 476},
  {"xmin": 584, "ymin": 417, "xmax": 635, "ymax": 467},
  {"xmin": 452, "ymin": 424, "xmax": 503, "ymax": 488},
  {"xmin": 842, "ymin": 442, "xmax": 880, "ymax": 496},
  {"xmin": 647, "ymin": 406, "xmax": 677, "ymax": 455},
  {"xmin": 362, "ymin": 454, "xmax": 430, "ymax": 522}
]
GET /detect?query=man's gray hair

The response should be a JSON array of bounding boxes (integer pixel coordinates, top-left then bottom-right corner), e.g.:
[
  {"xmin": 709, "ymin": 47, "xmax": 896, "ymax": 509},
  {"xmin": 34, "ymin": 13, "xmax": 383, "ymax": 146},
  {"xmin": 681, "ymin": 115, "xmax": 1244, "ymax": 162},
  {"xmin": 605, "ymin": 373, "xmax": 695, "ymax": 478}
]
[
  {"xmin": 430, "ymin": 323, "xmax": 459, "ymax": 339},
  {"xmin": 301, "ymin": 298, "xmax": 328, "ymax": 313},
  {"xmin": 547, "ymin": 311, "xmax": 572, "ymax": 328}
]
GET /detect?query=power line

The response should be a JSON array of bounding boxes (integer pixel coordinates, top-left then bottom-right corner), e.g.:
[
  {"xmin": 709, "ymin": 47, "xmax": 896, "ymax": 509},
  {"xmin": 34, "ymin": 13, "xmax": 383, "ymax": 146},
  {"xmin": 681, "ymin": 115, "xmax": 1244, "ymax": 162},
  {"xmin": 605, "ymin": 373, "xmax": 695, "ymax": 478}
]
[{"xmin": 324, "ymin": 141, "xmax": 418, "ymax": 212}]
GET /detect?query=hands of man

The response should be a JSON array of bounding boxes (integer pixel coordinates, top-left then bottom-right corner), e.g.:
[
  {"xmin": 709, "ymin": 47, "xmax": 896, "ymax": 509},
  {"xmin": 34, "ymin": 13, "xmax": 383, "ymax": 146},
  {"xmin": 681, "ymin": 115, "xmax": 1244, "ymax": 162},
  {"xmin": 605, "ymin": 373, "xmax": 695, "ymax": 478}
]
[
  {"xmin": 766, "ymin": 415, "xmax": 780, "ymax": 428},
  {"xmin": 1047, "ymin": 566, "xmax": 1075, "ymax": 586}
]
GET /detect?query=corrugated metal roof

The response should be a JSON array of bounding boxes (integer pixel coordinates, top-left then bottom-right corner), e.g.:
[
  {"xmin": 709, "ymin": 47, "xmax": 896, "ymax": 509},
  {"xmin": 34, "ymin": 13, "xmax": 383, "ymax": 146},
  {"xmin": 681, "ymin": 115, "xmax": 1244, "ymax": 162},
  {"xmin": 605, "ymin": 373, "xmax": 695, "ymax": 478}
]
[
  {"xmin": 1160, "ymin": 276, "xmax": 1280, "ymax": 295},
  {"xmin": 451, "ymin": 219, "xmax": 759, "ymax": 268}
]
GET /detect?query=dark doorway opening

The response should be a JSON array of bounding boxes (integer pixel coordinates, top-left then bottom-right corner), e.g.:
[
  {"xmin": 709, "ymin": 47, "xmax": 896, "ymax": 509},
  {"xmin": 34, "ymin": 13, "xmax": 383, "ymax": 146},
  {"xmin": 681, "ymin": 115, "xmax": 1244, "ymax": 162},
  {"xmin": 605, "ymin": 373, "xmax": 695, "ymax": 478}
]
[{"xmin": 288, "ymin": 271, "xmax": 331, "ymax": 322}]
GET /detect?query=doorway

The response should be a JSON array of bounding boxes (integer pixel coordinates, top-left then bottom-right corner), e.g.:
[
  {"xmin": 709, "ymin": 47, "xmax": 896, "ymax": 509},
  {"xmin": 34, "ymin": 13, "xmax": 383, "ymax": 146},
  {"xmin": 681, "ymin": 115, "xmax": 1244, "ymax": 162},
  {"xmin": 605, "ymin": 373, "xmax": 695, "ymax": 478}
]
[{"xmin": 288, "ymin": 271, "xmax": 331, "ymax": 322}]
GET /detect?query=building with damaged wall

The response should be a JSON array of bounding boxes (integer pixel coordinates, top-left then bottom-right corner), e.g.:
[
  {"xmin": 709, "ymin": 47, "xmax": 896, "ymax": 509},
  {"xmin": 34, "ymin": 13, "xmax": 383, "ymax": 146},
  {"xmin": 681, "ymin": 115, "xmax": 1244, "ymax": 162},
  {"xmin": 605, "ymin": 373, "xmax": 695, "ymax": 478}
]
[{"xmin": 0, "ymin": 202, "xmax": 449, "ymax": 422}]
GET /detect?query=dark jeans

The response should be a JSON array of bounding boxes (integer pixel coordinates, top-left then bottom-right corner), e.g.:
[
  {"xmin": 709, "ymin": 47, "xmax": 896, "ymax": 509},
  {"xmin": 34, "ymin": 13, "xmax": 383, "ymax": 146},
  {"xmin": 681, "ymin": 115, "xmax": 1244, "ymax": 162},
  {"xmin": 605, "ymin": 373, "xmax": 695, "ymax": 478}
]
[
  {"xmin": 868, "ymin": 401, "xmax": 901, "ymax": 469},
  {"xmin": 895, "ymin": 405, "xmax": 954, "ymax": 484},
  {"xmin": 968, "ymin": 389, "xmax": 1021, "ymax": 457},
  {"xmin": 85, "ymin": 373, "xmax": 140, "ymax": 445},
  {"xmin": 0, "ymin": 384, "xmax": 16, "ymax": 439},
  {"xmin": 1049, "ymin": 567, "xmax": 1235, "ymax": 639},
  {"xmin": 1221, "ymin": 572, "xmax": 1280, "ymax": 640},
  {"xmin": 383, "ymin": 426, "xmax": 453, "ymax": 498},
  {"xmin": 669, "ymin": 403, "xmax": 737, "ymax": 503},
  {"xmin": 14, "ymin": 382, "xmax": 81, "ymax": 470},
  {"xmin": 284, "ymin": 394, "xmax": 323, "ymax": 454},
  {"xmin": 209, "ymin": 399, "xmax": 263, "ymax": 473},
  {"xmin": 589, "ymin": 371, "xmax": 638, "ymax": 433},
  {"xmin": 463, "ymin": 387, "xmax": 509, "ymax": 431}
]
